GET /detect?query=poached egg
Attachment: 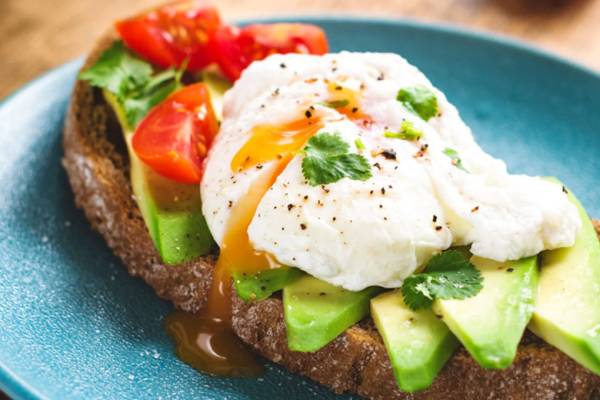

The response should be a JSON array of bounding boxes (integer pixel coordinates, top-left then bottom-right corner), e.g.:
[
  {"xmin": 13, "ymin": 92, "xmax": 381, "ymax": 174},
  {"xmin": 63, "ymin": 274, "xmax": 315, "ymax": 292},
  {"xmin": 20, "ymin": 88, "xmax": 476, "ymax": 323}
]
[{"xmin": 201, "ymin": 52, "xmax": 580, "ymax": 291}]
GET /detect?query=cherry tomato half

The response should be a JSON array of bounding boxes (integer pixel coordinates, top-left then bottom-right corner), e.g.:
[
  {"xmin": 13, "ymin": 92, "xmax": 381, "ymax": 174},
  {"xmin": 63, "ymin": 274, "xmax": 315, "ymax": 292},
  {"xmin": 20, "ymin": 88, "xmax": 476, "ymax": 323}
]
[
  {"xmin": 116, "ymin": 0, "xmax": 222, "ymax": 70},
  {"xmin": 213, "ymin": 23, "xmax": 329, "ymax": 81},
  {"xmin": 132, "ymin": 83, "xmax": 219, "ymax": 184}
]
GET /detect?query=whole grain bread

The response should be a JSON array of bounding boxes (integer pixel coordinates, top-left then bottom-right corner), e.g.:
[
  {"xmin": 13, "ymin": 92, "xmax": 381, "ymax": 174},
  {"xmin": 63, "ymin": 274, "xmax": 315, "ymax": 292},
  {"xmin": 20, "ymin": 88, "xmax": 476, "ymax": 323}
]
[{"xmin": 62, "ymin": 33, "xmax": 600, "ymax": 400}]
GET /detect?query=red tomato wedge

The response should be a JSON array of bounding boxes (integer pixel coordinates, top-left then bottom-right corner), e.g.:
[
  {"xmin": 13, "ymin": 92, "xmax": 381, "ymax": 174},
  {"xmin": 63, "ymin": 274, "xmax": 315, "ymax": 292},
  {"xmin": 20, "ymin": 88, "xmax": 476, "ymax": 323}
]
[
  {"xmin": 116, "ymin": 0, "xmax": 222, "ymax": 70},
  {"xmin": 132, "ymin": 83, "xmax": 219, "ymax": 184},
  {"xmin": 213, "ymin": 23, "xmax": 329, "ymax": 81}
]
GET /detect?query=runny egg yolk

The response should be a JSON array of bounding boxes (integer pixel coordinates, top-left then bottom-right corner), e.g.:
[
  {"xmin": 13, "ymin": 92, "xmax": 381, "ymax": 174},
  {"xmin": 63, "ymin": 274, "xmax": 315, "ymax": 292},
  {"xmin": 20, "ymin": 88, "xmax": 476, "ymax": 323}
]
[{"xmin": 165, "ymin": 81, "xmax": 367, "ymax": 378}]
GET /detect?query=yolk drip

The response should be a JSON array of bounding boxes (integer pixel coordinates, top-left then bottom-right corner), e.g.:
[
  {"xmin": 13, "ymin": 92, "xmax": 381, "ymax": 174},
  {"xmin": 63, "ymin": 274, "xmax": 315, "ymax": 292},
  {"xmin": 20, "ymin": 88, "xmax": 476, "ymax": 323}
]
[
  {"xmin": 231, "ymin": 118, "xmax": 325, "ymax": 171},
  {"xmin": 165, "ymin": 81, "xmax": 369, "ymax": 378}
]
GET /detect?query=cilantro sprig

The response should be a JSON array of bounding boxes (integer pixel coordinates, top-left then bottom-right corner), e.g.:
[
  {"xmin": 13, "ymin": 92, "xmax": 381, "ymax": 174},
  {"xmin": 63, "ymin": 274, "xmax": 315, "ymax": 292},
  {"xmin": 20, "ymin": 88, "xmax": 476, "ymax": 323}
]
[
  {"xmin": 401, "ymin": 250, "xmax": 483, "ymax": 310},
  {"xmin": 442, "ymin": 147, "xmax": 468, "ymax": 172},
  {"xmin": 384, "ymin": 120, "xmax": 423, "ymax": 141},
  {"xmin": 322, "ymin": 99, "xmax": 350, "ymax": 109},
  {"xmin": 79, "ymin": 41, "xmax": 182, "ymax": 129},
  {"xmin": 301, "ymin": 133, "xmax": 372, "ymax": 186},
  {"xmin": 397, "ymin": 85, "xmax": 439, "ymax": 121}
]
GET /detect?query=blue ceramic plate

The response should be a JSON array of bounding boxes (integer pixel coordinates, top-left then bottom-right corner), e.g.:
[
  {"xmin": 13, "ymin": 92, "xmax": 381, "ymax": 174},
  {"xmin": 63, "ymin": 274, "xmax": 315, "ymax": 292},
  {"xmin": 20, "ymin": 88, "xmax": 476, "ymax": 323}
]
[{"xmin": 0, "ymin": 16, "xmax": 599, "ymax": 400}]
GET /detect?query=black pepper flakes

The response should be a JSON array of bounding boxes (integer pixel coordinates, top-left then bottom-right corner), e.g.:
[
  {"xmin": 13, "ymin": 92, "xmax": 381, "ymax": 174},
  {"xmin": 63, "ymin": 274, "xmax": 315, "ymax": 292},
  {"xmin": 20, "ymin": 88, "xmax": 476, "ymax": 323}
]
[
  {"xmin": 287, "ymin": 204, "xmax": 295, "ymax": 211},
  {"xmin": 272, "ymin": 88, "xmax": 280, "ymax": 96},
  {"xmin": 256, "ymin": 164, "xmax": 263, "ymax": 169},
  {"xmin": 562, "ymin": 186, "xmax": 568, "ymax": 194},
  {"xmin": 432, "ymin": 215, "xmax": 438, "ymax": 222},
  {"xmin": 352, "ymin": 107, "xmax": 358, "ymax": 113},
  {"xmin": 381, "ymin": 187, "xmax": 386, "ymax": 195},
  {"xmin": 305, "ymin": 109, "xmax": 313, "ymax": 118},
  {"xmin": 507, "ymin": 268, "xmax": 514, "ymax": 273},
  {"xmin": 435, "ymin": 226, "xmax": 443, "ymax": 231},
  {"xmin": 471, "ymin": 206, "xmax": 480, "ymax": 213},
  {"xmin": 228, "ymin": 200, "xmax": 233, "ymax": 208},
  {"xmin": 300, "ymin": 223, "xmax": 307, "ymax": 230},
  {"xmin": 381, "ymin": 149, "xmax": 397, "ymax": 160},
  {"xmin": 280, "ymin": 62, "xmax": 287, "ymax": 68},
  {"xmin": 373, "ymin": 162, "xmax": 382, "ymax": 170}
]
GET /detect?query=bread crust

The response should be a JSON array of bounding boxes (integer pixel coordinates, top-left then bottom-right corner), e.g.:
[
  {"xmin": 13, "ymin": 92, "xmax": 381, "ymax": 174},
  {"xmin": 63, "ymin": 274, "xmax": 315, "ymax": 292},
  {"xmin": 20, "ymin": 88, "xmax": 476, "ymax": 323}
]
[{"xmin": 63, "ymin": 34, "xmax": 600, "ymax": 400}]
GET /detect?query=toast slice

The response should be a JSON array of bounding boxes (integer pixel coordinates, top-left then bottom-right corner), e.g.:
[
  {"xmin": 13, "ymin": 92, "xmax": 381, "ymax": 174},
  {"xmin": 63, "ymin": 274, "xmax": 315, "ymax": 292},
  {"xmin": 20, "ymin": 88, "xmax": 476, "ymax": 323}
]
[{"xmin": 62, "ymin": 34, "xmax": 600, "ymax": 400}]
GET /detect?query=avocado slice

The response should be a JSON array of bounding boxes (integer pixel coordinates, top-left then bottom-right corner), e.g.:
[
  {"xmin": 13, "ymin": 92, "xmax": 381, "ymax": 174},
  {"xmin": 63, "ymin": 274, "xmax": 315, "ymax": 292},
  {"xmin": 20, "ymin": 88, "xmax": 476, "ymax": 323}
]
[
  {"xmin": 234, "ymin": 266, "xmax": 303, "ymax": 302},
  {"xmin": 371, "ymin": 290, "xmax": 458, "ymax": 392},
  {"xmin": 283, "ymin": 275, "xmax": 381, "ymax": 352},
  {"xmin": 529, "ymin": 180, "xmax": 600, "ymax": 374},
  {"xmin": 433, "ymin": 255, "xmax": 538, "ymax": 369},
  {"xmin": 104, "ymin": 91, "xmax": 215, "ymax": 265}
]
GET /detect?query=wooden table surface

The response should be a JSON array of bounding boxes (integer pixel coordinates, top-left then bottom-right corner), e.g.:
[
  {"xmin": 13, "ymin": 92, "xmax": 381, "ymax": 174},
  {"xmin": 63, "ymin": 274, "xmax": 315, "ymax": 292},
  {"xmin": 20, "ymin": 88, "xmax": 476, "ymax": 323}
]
[
  {"xmin": 1, "ymin": 0, "xmax": 600, "ymax": 99},
  {"xmin": 0, "ymin": 0, "xmax": 598, "ymax": 398}
]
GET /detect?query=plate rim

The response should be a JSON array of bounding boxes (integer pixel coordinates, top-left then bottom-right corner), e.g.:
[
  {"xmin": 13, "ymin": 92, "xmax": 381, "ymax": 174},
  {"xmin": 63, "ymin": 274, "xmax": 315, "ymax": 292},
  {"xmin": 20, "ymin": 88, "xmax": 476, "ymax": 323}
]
[{"xmin": 1, "ymin": 15, "xmax": 599, "ymax": 400}]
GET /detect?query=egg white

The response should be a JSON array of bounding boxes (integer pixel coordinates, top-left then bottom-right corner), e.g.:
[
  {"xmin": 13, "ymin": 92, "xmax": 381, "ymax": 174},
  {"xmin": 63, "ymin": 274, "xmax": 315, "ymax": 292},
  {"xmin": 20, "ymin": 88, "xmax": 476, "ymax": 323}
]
[{"xmin": 201, "ymin": 52, "xmax": 580, "ymax": 290}]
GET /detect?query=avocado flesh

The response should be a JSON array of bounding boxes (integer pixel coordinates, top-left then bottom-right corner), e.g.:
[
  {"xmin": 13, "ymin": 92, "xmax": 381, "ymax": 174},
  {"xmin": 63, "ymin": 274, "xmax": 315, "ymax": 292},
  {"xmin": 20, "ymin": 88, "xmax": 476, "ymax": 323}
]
[
  {"xmin": 529, "ymin": 181, "xmax": 600, "ymax": 375},
  {"xmin": 433, "ymin": 256, "xmax": 538, "ymax": 369},
  {"xmin": 234, "ymin": 266, "xmax": 303, "ymax": 302},
  {"xmin": 104, "ymin": 91, "xmax": 215, "ymax": 265},
  {"xmin": 283, "ymin": 275, "xmax": 381, "ymax": 352},
  {"xmin": 371, "ymin": 290, "xmax": 458, "ymax": 392}
]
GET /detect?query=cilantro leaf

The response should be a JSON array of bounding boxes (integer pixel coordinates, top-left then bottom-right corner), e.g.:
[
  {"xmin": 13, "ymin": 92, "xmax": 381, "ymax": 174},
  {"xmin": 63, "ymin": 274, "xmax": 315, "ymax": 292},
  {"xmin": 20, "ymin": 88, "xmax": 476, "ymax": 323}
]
[
  {"xmin": 384, "ymin": 120, "xmax": 423, "ymax": 141},
  {"xmin": 322, "ymin": 99, "xmax": 350, "ymax": 109},
  {"xmin": 122, "ymin": 68, "xmax": 181, "ymax": 127},
  {"xmin": 442, "ymin": 147, "xmax": 468, "ymax": 172},
  {"xmin": 301, "ymin": 133, "xmax": 372, "ymax": 186},
  {"xmin": 354, "ymin": 138, "xmax": 365, "ymax": 150},
  {"xmin": 397, "ymin": 86, "xmax": 439, "ymax": 121},
  {"xmin": 401, "ymin": 250, "xmax": 483, "ymax": 311},
  {"xmin": 79, "ymin": 41, "xmax": 152, "ymax": 100},
  {"xmin": 79, "ymin": 41, "xmax": 182, "ymax": 129}
]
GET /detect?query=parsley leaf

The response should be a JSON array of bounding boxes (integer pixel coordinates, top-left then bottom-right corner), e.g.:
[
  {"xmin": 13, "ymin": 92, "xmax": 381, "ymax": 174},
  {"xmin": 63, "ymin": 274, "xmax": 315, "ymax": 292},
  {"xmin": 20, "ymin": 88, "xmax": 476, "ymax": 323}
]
[
  {"xmin": 442, "ymin": 147, "xmax": 468, "ymax": 172},
  {"xmin": 397, "ymin": 86, "xmax": 439, "ymax": 121},
  {"xmin": 401, "ymin": 250, "xmax": 483, "ymax": 310},
  {"xmin": 384, "ymin": 120, "xmax": 423, "ymax": 141},
  {"xmin": 301, "ymin": 133, "xmax": 372, "ymax": 186},
  {"xmin": 79, "ymin": 41, "xmax": 182, "ymax": 129}
]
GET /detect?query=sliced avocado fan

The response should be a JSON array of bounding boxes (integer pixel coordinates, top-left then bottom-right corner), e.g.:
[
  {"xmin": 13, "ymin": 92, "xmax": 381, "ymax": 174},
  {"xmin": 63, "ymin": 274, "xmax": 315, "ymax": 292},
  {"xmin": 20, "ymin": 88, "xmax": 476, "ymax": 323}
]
[
  {"xmin": 433, "ymin": 255, "xmax": 538, "ymax": 369},
  {"xmin": 104, "ymin": 91, "xmax": 216, "ymax": 265},
  {"xmin": 234, "ymin": 266, "xmax": 303, "ymax": 302},
  {"xmin": 529, "ymin": 179, "xmax": 600, "ymax": 374},
  {"xmin": 283, "ymin": 275, "xmax": 381, "ymax": 352},
  {"xmin": 371, "ymin": 290, "xmax": 458, "ymax": 392}
]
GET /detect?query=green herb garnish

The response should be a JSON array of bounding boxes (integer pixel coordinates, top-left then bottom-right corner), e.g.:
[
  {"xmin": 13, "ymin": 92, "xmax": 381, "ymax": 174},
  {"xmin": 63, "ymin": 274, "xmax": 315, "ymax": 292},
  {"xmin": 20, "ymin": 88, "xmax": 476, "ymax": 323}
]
[
  {"xmin": 401, "ymin": 250, "xmax": 483, "ymax": 311},
  {"xmin": 322, "ymin": 99, "xmax": 350, "ymax": 109},
  {"xmin": 397, "ymin": 85, "xmax": 439, "ymax": 121},
  {"xmin": 384, "ymin": 120, "xmax": 423, "ymax": 141},
  {"xmin": 355, "ymin": 138, "xmax": 365, "ymax": 150},
  {"xmin": 79, "ymin": 41, "xmax": 182, "ymax": 129},
  {"xmin": 442, "ymin": 147, "xmax": 468, "ymax": 172},
  {"xmin": 301, "ymin": 132, "xmax": 372, "ymax": 186}
]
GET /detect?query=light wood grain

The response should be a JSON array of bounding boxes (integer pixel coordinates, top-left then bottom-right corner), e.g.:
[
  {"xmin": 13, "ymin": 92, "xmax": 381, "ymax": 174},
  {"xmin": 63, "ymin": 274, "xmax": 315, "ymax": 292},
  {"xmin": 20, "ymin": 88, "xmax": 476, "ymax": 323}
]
[{"xmin": 1, "ymin": 0, "xmax": 600, "ymax": 98}]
